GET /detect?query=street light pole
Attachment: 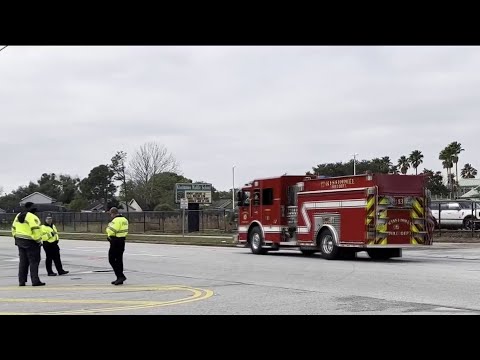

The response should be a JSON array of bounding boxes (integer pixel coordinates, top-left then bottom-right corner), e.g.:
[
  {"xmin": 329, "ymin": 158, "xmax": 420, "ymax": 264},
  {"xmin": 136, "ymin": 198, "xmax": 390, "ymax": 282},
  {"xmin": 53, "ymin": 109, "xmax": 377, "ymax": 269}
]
[
  {"xmin": 232, "ymin": 165, "xmax": 236, "ymax": 211},
  {"xmin": 352, "ymin": 153, "xmax": 358, "ymax": 175}
]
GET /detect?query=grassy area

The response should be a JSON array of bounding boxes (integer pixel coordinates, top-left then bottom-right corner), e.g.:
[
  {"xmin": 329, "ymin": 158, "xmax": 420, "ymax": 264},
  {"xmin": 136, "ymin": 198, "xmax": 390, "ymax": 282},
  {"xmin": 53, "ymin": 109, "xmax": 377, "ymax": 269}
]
[
  {"xmin": 0, "ymin": 230, "xmax": 237, "ymax": 247},
  {"xmin": 2, "ymin": 229, "xmax": 479, "ymax": 246}
]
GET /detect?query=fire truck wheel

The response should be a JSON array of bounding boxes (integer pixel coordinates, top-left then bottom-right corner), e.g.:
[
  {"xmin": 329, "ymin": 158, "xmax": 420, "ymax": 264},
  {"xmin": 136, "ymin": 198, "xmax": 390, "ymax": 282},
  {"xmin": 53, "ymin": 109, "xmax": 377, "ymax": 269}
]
[
  {"xmin": 249, "ymin": 226, "xmax": 267, "ymax": 255},
  {"xmin": 318, "ymin": 229, "xmax": 339, "ymax": 260}
]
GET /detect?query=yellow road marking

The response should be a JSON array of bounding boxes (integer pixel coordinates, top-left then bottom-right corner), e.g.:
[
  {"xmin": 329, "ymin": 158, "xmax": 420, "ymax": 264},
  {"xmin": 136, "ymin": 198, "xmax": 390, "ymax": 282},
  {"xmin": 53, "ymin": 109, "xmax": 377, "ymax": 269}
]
[{"xmin": 0, "ymin": 285, "xmax": 214, "ymax": 315}]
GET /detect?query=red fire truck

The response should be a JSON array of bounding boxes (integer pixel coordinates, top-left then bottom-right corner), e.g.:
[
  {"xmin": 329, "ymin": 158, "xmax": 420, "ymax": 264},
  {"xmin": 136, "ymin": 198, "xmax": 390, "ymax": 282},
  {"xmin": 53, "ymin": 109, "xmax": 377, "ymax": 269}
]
[{"xmin": 235, "ymin": 173, "xmax": 434, "ymax": 260}]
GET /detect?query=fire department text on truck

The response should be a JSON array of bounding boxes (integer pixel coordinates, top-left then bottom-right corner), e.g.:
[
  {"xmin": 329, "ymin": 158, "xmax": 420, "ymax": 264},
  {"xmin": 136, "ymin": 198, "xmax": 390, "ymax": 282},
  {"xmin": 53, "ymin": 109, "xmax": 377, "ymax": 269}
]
[{"xmin": 320, "ymin": 178, "xmax": 354, "ymax": 189}]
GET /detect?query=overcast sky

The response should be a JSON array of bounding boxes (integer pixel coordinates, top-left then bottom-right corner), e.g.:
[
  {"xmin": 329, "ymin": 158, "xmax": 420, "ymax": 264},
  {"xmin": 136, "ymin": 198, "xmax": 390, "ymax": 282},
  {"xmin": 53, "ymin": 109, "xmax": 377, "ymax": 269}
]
[{"xmin": 0, "ymin": 46, "xmax": 479, "ymax": 194}]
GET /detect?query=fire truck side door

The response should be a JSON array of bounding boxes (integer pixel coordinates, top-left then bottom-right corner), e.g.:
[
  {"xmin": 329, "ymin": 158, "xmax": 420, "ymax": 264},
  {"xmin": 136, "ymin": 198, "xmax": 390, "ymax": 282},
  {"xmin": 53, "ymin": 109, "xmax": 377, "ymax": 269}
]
[
  {"xmin": 252, "ymin": 189, "xmax": 261, "ymax": 218},
  {"xmin": 238, "ymin": 190, "xmax": 251, "ymax": 225},
  {"xmin": 261, "ymin": 187, "xmax": 275, "ymax": 226}
]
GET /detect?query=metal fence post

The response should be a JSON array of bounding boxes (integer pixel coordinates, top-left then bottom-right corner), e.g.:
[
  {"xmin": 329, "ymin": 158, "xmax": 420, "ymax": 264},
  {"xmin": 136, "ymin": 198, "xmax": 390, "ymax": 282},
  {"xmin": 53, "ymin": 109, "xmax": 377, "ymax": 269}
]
[
  {"xmin": 472, "ymin": 201, "xmax": 475, "ymax": 238},
  {"xmin": 438, "ymin": 203, "xmax": 441, "ymax": 237}
]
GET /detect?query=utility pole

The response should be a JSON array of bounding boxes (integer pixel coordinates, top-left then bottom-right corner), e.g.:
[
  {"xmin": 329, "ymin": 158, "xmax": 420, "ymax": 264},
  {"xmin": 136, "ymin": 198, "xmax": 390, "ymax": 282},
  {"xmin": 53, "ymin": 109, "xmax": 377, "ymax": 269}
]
[
  {"xmin": 352, "ymin": 153, "xmax": 358, "ymax": 175},
  {"xmin": 232, "ymin": 165, "xmax": 236, "ymax": 210}
]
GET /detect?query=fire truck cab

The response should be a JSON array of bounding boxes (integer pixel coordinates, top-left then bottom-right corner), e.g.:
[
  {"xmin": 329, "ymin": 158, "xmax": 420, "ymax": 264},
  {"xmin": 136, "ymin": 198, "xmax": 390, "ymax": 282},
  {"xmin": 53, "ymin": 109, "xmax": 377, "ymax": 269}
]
[{"xmin": 235, "ymin": 173, "xmax": 433, "ymax": 260}]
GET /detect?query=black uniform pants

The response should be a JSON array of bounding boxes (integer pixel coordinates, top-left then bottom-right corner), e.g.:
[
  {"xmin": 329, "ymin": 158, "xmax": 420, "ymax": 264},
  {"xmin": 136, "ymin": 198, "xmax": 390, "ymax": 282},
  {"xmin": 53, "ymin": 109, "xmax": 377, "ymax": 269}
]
[
  {"xmin": 15, "ymin": 237, "xmax": 41, "ymax": 284},
  {"xmin": 108, "ymin": 237, "xmax": 125, "ymax": 279},
  {"xmin": 43, "ymin": 241, "xmax": 64, "ymax": 274}
]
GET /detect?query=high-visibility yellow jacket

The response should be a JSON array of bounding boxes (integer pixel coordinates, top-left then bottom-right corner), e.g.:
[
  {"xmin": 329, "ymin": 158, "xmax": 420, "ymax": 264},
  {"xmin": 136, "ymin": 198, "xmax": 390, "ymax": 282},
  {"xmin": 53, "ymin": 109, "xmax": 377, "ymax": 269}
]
[
  {"xmin": 106, "ymin": 215, "xmax": 129, "ymax": 238},
  {"xmin": 11, "ymin": 212, "xmax": 42, "ymax": 242},
  {"xmin": 41, "ymin": 224, "xmax": 59, "ymax": 243}
]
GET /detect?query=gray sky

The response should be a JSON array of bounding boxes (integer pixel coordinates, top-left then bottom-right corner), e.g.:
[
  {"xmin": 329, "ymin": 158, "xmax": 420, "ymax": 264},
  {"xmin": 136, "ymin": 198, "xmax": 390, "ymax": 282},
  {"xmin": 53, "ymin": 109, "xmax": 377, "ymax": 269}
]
[{"xmin": 1, "ymin": 46, "xmax": 479, "ymax": 194}]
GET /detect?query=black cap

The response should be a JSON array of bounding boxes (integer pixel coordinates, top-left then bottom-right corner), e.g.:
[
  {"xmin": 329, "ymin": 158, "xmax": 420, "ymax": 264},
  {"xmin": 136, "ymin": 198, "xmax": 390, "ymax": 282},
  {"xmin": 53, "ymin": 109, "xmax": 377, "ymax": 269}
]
[{"xmin": 24, "ymin": 202, "xmax": 34, "ymax": 209}]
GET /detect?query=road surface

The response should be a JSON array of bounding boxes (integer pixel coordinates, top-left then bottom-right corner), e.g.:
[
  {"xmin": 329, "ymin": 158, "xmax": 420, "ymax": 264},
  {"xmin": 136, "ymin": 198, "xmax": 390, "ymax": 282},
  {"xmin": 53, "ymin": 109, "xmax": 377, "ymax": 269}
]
[{"xmin": 1, "ymin": 236, "xmax": 480, "ymax": 314}]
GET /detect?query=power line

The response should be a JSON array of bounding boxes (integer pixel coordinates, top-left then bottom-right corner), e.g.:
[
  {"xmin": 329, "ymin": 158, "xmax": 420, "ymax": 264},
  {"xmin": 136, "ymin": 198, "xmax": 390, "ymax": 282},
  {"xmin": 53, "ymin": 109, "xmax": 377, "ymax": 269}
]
[{"xmin": 0, "ymin": 45, "xmax": 8, "ymax": 53}]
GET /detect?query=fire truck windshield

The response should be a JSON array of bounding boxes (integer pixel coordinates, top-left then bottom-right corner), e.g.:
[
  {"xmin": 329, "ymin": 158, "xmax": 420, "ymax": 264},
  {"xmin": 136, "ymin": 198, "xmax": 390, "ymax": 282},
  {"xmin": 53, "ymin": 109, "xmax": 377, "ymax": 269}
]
[{"xmin": 237, "ymin": 190, "xmax": 250, "ymax": 206}]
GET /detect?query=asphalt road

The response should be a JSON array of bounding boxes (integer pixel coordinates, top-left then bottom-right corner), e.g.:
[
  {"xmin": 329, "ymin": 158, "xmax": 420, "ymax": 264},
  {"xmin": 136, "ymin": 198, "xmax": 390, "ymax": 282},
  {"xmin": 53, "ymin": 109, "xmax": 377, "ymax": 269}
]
[{"xmin": 1, "ymin": 236, "xmax": 480, "ymax": 315}]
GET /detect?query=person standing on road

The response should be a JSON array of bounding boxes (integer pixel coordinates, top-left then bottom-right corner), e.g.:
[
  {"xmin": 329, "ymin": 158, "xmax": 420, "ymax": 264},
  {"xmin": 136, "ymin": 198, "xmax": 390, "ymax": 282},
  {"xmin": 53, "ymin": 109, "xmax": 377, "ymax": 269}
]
[
  {"xmin": 106, "ymin": 207, "xmax": 129, "ymax": 285},
  {"xmin": 41, "ymin": 214, "xmax": 69, "ymax": 277},
  {"xmin": 11, "ymin": 202, "xmax": 45, "ymax": 286}
]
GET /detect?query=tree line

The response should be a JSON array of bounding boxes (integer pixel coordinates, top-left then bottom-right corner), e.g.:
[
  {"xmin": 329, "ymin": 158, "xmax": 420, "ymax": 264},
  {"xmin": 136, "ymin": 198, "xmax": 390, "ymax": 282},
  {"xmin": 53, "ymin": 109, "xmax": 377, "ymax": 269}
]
[
  {"xmin": 307, "ymin": 141, "xmax": 477, "ymax": 198},
  {"xmin": 1, "ymin": 141, "xmax": 478, "ymax": 212},
  {"xmin": 0, "ymin": 142, "xmax": 231, "ymax": 213}
]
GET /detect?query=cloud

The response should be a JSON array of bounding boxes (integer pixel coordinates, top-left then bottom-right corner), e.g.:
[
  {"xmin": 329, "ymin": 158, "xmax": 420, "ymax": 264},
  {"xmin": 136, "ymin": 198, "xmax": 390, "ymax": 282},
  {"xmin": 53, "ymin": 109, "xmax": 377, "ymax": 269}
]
[{"xmin": 0, "ymin": 46, "xmax": 479, "ymax": 193}]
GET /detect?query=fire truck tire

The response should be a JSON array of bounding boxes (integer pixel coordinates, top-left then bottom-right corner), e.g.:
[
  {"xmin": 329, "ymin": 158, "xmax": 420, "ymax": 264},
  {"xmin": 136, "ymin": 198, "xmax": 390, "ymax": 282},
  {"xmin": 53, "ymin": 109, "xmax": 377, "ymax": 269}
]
[
  {"xmin": 318, "ymin": 229, "xmax": 339, "ymax": 260},
  {"xmin": 249, "ymin": 226, "xmax": 267, "ymax": 255}
]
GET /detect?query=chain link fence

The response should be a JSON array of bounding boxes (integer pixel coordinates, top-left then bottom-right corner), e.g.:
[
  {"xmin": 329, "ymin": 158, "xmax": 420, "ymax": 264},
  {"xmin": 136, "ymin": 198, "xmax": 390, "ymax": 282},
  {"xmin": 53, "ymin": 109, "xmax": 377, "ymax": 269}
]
[
  {"xmin": 0, "ymin": 209, "xmax": 237, "ymax": 234},
  {"xmin": 431, "ymin": 200, "xmax": 480, "ymax": 236}
]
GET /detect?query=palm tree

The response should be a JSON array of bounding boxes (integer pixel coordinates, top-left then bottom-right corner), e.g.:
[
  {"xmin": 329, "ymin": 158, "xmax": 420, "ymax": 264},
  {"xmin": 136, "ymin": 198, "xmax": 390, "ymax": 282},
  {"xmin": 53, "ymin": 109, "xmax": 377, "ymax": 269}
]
[
  {"xmin": 461, "ymin": 163, "xmax": 478, "ymax": 179},
  {"xmin": 397, "ymin": 156, "xmax": 410, "ymax": 175},
  {"xmin": 389, "ymin": 165, "xmax": 399, "ymax": 174},
  {"xmin": 381, "ymin": 156, "xmax": 392, "ymax": 173},
  {"xmin": 448, "ymin": 141, "xmax": 464, "ymax": 197},
  {"xmin": 439, "ymin": 147, "xmax": 455, "ymax": 198},
  {"xmin": 408, "ymin": 150, "xmax": 424, "ymax": 175}
]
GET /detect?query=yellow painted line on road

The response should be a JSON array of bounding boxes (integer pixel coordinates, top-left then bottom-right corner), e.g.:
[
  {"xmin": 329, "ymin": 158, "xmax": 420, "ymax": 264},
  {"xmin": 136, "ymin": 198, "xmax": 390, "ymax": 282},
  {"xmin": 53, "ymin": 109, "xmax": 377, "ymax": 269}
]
[{"xmin": 0, "ymin": 285, "xmax": 214, "ymax": 315}]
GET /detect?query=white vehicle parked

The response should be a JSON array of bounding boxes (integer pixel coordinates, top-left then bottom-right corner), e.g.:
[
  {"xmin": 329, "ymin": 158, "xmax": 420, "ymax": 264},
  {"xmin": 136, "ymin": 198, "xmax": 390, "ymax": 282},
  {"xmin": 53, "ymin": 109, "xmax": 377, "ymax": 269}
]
[{"xmin": 430, "ymin": 201, "xmax": 480, "ymax": 230}]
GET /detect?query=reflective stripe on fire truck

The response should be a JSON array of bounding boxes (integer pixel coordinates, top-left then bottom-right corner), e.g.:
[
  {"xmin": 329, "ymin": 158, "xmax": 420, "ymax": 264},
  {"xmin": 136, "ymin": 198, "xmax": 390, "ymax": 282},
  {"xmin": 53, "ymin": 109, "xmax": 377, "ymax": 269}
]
[
  {"xmin": 297, "ymin": 199, "xmax": 366, "ymax": 234},
  {"xmin": 371, "ymin": 196, "xmax": 388, "ymax": 245},
  {"xmin": 237, "ymin": 224, "xmax": 283, "ymax": 234},
  {"xmin": 365, "ymin": 192, "xmax": 376, "ymax": 244},
  {"xmin": 410, "ymin": 197, "xmax": 426, "ymax": 245},
  {"xmin": 365, "ymin": 195, "xmax": 375, "ymax": 225}
]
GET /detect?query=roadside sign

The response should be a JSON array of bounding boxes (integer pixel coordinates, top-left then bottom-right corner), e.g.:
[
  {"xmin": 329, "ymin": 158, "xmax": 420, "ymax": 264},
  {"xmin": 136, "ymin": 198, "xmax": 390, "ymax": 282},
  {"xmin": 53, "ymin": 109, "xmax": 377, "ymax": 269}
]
[{"xmin": 180, "ymin": 198, "xmax": 188, "ymax": 210}]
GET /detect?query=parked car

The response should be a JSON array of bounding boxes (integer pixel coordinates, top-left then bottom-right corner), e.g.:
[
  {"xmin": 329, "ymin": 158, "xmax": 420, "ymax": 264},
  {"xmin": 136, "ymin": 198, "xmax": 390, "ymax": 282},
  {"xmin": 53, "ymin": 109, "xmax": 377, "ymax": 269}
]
[{"xmin": 430, "ymin": 200, "xmax": 480, "ymax": 230}]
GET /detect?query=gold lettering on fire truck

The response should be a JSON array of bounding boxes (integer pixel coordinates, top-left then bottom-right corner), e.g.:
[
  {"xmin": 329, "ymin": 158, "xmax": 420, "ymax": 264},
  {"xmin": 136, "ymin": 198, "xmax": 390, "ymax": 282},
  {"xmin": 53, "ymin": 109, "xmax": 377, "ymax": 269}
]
[
  {"xmin": 386, "ymin": 218, "xmax": 411, "ymax": 236},
  {"xmin": 320, "ymin": 178, "xmax": 355, "ymax": 189}
]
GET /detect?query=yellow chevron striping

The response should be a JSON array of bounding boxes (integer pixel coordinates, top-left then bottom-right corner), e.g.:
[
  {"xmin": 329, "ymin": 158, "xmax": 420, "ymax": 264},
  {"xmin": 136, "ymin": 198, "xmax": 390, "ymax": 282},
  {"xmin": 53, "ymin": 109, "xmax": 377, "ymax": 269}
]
[
  {"xmin": 379, "ymin": 197, "xmax": 389, "ymax": 205},
  {"xmin": 377, "ymin": 223, "xmax": 387, "ymax": 233},
  {"xmin": 366, "ymin": 196, "xmax": 375, "ymax": 210}
]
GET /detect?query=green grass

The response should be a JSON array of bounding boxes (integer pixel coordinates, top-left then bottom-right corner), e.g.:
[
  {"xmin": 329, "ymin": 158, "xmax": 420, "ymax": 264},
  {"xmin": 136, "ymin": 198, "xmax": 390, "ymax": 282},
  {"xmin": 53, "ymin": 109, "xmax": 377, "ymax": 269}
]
[
  {"xmin": 2, "ymin": 229, "xmax": 478, "ymax": 246},
  {"xmin": 0, "ymin": 230, "xmax": 237, "ymax": 247}
]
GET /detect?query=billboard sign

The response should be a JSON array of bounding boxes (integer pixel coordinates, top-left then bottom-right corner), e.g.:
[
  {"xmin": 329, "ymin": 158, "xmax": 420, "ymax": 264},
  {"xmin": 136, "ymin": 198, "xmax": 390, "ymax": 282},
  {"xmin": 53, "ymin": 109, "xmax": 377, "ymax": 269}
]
[{"xmin": 175, "ymin": 183, "xmax": 212, "ymax": 204}]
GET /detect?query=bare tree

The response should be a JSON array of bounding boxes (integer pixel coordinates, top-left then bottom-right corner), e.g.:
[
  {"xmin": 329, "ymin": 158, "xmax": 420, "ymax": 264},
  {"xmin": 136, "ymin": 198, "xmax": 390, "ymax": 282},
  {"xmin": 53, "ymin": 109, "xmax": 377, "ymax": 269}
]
[{"xmin": 129, "ymin": 142, "xmax": 179, "ymax": 209}]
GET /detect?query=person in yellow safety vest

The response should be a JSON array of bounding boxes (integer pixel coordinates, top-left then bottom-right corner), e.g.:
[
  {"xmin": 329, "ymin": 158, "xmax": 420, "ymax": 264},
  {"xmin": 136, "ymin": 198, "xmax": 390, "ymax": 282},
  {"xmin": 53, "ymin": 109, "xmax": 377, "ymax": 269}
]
[
  {"xmin": 106, "ymin": 207, "xmax": 129, "ymax": 285},
  {"xmin": 41, "ymin": 214, "xmax": 69, "ymax": 276},
  {"xmin": 11, "ymin": 202, "xmax": 45, "ymax": 286}
]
